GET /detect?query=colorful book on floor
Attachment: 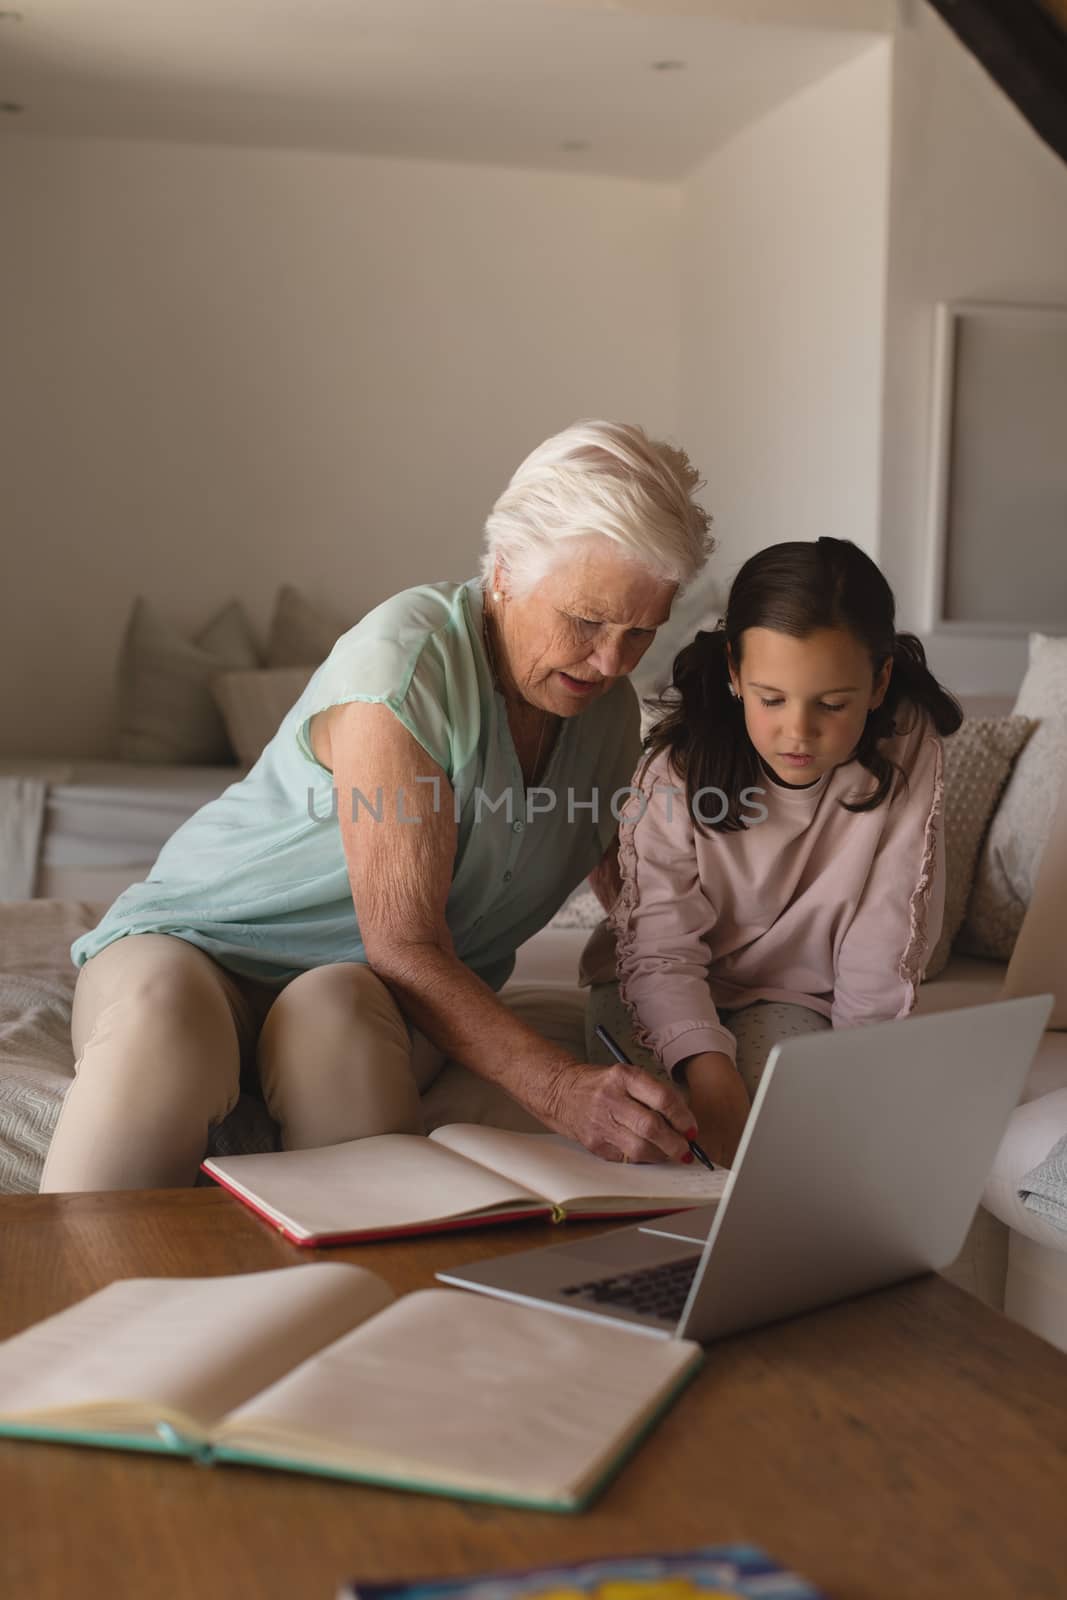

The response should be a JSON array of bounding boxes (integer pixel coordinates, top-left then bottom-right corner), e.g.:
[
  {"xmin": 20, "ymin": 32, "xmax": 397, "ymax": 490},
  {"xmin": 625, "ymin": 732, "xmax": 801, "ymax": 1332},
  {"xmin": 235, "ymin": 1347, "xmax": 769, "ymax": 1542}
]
[
  {"xmin": 202, "ymin": 1123, "xmax": 727, "ymax": 1245},
  {"xmin": 338, "ymin": 1544, "xmax": 826, "ymax": 1599},
  {"xmin": 0, "ymin": 1262, "xmax": 702, "ymax": 1512}
]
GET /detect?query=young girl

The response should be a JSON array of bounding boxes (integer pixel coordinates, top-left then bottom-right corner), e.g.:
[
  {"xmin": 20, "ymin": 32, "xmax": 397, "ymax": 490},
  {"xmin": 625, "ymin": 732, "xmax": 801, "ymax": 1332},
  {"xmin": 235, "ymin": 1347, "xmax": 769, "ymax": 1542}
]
[{"xmin": 585, "ymin": 537, "xmax": 962, "ymax": 1167}]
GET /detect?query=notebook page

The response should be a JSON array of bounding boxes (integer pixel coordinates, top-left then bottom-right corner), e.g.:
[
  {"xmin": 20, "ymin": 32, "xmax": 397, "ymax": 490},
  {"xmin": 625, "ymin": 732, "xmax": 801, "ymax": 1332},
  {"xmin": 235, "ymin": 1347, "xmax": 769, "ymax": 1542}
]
[
  {"xmin": 431, "ymin": 1125, "xmax": 727, "ymax": 1210},
  {"xmin": 206, "ymin": 1136, "xmax": 543, "ymax": 1239},
  {"xmin": 216, "ymin": 1288, "xmax": 701, "ymax": 1506},
  {"xmin": 0, "ymin": 1264, "xmax": 388, "ymax": 1436}
]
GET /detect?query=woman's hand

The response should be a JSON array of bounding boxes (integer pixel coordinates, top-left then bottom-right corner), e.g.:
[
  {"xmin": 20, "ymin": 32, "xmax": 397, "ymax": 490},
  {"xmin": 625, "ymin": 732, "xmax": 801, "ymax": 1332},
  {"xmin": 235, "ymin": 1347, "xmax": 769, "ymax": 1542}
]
[
  {"xmin": 538, "ymin": 1059, "xmax": 695, "ymax": 1164},
  {"xmin": 679, "ymin": 1051, "xmax": 751, "ymax": 1168}
]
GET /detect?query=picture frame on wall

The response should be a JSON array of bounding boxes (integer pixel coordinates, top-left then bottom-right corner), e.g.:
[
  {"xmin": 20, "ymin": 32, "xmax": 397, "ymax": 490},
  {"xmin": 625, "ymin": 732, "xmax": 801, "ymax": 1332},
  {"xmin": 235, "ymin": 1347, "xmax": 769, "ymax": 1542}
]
[{"xmin": 924, "ymin": 300, "xmax": 1067, "ymax": 635}]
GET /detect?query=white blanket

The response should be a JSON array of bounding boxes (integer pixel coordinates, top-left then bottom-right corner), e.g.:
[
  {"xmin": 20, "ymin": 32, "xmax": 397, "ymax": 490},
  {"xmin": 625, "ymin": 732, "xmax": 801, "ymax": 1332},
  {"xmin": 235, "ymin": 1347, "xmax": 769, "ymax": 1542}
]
[
  {"xmin": 0, "ymin": 900, "xmax": 588, "ymax": 1194},
  {"xmin": 0, "ymin": 899, "xmax": 94, "ymax": 1193},
  {"xmin": 0, "ymin": 779, "xmax": 48, "ymax": 899}
]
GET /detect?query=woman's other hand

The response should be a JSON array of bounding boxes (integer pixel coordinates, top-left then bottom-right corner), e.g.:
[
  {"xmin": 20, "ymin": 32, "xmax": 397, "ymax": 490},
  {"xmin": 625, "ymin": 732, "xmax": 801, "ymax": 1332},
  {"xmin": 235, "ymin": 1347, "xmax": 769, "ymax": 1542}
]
[
  {"xmin": 680, "ymin": 1051, "xmax": 750, "ymax": 1168},
  {"xmin": 539, "ymin": 1059, "xmax": 695, "ymax": 1164}
]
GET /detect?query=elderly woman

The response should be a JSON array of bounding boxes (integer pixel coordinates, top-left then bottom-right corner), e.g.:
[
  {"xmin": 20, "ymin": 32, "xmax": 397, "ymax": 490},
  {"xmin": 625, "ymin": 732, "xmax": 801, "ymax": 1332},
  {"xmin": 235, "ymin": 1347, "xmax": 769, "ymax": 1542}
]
[{"xmin": 42, "ymin": 420, "xmax": 713, "ymax": 1192}]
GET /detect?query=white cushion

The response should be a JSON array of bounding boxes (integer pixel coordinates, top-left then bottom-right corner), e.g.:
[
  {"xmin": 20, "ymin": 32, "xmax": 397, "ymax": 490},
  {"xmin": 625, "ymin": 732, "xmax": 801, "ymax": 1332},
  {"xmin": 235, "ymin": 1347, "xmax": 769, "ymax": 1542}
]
[
  {"xmin": 999, "ymin": 761, "xmax": 1067, "ymax": 1029},
  {"xmin": 1015, "ymin": 632, "xmax": 1067, "ymax": 719}
]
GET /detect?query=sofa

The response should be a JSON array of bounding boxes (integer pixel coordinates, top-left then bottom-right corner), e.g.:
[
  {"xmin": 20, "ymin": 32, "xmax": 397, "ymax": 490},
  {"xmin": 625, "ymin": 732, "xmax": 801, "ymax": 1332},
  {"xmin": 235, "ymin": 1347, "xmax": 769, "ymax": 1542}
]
[{"xmin": 1, "ymin": 638, "xmax": 1065, "ymax": 1353}]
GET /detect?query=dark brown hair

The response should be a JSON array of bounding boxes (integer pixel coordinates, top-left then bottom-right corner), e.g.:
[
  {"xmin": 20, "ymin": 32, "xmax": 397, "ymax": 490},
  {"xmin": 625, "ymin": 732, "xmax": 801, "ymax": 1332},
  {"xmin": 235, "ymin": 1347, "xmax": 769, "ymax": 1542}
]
[{"xmin": 644, "ymin": 537, "xmax": 962, "ymax": 832}]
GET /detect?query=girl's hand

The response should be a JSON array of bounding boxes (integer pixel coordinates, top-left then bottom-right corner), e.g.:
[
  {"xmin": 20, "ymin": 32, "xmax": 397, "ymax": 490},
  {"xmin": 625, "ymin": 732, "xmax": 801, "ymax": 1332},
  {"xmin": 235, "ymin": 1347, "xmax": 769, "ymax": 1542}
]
[
  {"xmin": 539, "ymin": 1060, "xmax": 695, "ymax": 1164},
  {"xmin": 680, "ymin": 1051, "xmax": 751, "ymax": 1168}
]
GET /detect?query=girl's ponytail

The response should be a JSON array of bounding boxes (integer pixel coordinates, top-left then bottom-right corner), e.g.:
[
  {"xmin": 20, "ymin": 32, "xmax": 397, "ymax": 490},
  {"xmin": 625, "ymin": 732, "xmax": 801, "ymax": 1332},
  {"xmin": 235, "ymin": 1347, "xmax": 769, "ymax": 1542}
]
[
  {"xmin": 886, "ymin": 634, "xmax": 962, "ymax": 738},
  {"xmin": 846, "ymin": 631, "xmax": 962, "ymax": 812},
  {"xmin": 642, "ymin": 626, "xmax": 762, "ymax": 832}
]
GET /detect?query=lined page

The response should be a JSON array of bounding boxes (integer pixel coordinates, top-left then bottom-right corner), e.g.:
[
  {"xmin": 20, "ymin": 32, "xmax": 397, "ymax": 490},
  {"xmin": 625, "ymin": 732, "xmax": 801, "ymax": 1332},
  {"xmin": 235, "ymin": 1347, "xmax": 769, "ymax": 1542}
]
[
  {"xmin": 205, "ymin": 1135, "xmax": 544, "ymax": 1239},
  {"xmin": 431, "ymin": 1125, "xmax": 727, "ymax": 1210},
  {"xmin": 217, "ymin": 1288, "xmax": 701, "ymax": 1506},
  {"xmin": 0, "ymin": 1264, "xmax": 388, "ymax": 1433}
]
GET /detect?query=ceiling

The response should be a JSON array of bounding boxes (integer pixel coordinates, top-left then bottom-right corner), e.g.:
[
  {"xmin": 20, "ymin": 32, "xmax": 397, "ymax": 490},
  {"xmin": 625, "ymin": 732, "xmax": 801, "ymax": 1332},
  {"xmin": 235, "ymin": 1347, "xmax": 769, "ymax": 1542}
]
[{"xmin": 0, "ymin": 0, "xmax": 891, "ymax": 179}]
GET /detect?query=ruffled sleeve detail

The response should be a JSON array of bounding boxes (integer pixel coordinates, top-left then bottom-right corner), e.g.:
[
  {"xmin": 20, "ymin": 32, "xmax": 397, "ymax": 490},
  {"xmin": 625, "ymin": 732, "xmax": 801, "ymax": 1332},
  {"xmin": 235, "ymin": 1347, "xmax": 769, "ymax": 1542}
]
[
  {"xmin": 897, "ymin": 734, "xmax": 945, "ymax": 1009},
  {"xmin": 831, "ymin": 715, "xmax": 947, "ymax": 1029},
  {"xmin": 606, "ymin": 783, "xmax": 643, "ymax": 1022}
]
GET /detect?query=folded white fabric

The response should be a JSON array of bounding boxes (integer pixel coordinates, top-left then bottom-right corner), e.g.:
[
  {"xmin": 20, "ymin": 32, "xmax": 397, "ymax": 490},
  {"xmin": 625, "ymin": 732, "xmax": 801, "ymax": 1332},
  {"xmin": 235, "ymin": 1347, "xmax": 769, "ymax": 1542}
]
[
  {"xmin": 0, "ymin": 778, "xmax": 47, "ymax": 900},
  {"xmin": 983, "ymin": 1087, "xmax": 1067, "ymax": 1248},
  {"xmin": 1021, "ymin": 1132, "xmax": 1067, "ymax": 1233}
]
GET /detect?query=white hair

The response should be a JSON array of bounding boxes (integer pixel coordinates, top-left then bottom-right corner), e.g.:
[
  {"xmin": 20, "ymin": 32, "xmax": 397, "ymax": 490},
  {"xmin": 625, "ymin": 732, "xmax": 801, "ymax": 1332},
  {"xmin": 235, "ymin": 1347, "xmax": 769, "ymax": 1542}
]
[{"xmin": 480, "ymin": 420, "xmax": 714, "ymax": 597}]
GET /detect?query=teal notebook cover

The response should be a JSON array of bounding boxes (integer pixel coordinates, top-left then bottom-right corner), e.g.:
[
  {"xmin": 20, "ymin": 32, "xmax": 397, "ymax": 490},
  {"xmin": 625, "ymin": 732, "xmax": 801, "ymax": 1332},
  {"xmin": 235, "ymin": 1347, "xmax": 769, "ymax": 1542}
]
[
  {"xmin": 0, "ymin": 1265, "xmax": 702, "ymax": 1513},
  {"xmin": 0, "ymin": 1354, "xmax": 703, "ymax": 1514},
  {"xmin": 210, "ymin": 1354, "xmax": 702, "ymax": 1512}
]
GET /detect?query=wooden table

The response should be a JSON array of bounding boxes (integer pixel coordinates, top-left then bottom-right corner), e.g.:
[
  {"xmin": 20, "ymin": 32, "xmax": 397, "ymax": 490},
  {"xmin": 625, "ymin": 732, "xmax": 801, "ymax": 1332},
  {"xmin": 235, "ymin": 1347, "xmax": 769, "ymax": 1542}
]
[{"xmin": 2, "ymin": 1190, "xmax": 1066, "ymax": 1600}]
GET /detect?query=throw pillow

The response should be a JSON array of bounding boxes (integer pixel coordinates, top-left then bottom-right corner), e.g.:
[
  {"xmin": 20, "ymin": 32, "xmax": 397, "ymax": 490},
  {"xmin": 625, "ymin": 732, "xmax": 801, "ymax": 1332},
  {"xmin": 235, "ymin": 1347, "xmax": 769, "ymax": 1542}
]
[
  {"xmin": 960, "ymin": 633, "xmax": 1067, "ymax": 962},
  {"xmin": 1014, "ymin": 632, "xmax": 1067, "ymax": 720},
  {"xmin": 1001, "ymin": 763, "xmax": 1067, "ymax": 1028},
  {"xmin": 212, "ymin": 667, "xmax": 314, "ymax": 768},
  {"xmin": 266, "ymin": 585, "xmax": 353, "ymax": 668},
  {"xmin": 959, "ymin": 720, "xmax": 1067, "ymax": 961},
  {"xmin": 924, "ymin": 716, "xmax": 1035, "ymax": 980},
  {"xmin": 117, "ymin": 598, "xmax": 260, "ymax": 764}
]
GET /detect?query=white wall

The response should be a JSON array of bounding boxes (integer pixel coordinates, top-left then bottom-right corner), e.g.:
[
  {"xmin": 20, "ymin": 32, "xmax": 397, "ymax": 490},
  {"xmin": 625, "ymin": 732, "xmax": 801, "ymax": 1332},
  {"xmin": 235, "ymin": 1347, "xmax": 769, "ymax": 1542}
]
[
  {"xmin": 0, "ymin": 137, "xmax": 679, "ymax": 756},
  {"xmin": 880, "ymin": 5, "xmax": 1067, "ymax": 694},
  {"xmin": 7, "ymin": 11, "xmax": 1062, "ymax": 756},
  {"xmin": 678, "ymin": 42, "xmax": 892, "ymax": 595}
]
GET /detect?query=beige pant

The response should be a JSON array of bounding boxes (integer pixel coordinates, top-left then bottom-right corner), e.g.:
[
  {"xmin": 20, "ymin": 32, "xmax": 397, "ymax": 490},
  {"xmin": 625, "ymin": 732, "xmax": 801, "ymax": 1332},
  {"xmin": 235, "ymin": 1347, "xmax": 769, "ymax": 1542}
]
[
  {"xmin": 40, "ymin": 934, "xmax": 448, "ymax": 1193},
  {"xmin": 586, "ymin": 982, "xmax": 831, "ymax": 1099}
]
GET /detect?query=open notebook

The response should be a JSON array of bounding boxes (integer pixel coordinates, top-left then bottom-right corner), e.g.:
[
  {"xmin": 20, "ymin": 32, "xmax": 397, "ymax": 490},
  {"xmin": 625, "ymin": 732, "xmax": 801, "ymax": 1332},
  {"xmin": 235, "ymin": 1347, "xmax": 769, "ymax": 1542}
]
[
  {"xmin": 0, "ymin": 1263, "xmax": 701, "ymax": 1511},
  {"xmin": 202, "ymin": 1124, "xmax": 726, "ymax": 1245}
]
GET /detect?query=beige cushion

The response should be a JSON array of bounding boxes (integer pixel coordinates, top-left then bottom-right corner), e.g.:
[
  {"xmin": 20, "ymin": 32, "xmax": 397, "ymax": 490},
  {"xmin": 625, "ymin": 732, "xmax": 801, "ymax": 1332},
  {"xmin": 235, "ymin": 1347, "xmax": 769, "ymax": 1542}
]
[
  {"xmin": 212, "ymin": 667, "xmax": 313, "ymax": 767},
  {"xmin": 266, "ymin": 585, "xmax": 353, "ymax": 668},
  {"xmin": 961, "ymin": 634, "xmax": 1067, "ymax": 962},
  {"xmin": 117, "ymin": 599, "xmax": 259, "ymax": 764},
  {"xmin": 960, "ymin": 720, "xmax": 1067, "ymax": 961},
  {"xmin": 925, "ymin": 716, "xmax": 1035, "ymax": 980}
]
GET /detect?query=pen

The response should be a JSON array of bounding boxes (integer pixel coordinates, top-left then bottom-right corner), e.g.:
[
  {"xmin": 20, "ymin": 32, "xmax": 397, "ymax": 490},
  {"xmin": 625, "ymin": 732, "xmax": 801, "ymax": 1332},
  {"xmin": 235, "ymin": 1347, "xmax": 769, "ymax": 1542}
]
[{"xmin": 593, "ymin": 1023, "xmax": 717, "ymax": 1172}]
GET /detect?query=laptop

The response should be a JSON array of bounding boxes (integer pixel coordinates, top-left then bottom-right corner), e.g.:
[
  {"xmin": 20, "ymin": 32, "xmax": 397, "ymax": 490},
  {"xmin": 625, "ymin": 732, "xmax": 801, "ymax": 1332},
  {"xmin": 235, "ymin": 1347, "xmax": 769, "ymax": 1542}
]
[{"xmin": 437, "ymin": 995, "xmax": 1051, "ymax": 1343}]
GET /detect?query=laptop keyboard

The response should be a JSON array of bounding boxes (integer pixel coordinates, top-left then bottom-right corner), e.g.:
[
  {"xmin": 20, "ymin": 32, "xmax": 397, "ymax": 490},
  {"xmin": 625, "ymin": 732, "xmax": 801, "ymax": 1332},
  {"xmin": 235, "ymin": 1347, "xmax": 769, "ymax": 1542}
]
[{"xmin": 560, "ymin": 1253, "xmax": 702, "ymax": 1322}]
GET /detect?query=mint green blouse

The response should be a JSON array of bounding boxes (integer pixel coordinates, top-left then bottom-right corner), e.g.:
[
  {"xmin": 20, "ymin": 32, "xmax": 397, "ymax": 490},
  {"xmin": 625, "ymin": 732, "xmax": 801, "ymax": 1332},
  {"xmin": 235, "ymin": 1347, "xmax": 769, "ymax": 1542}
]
[{"xmin": 72, "ymin": 580, "xmax": 641, "ymax": 991}]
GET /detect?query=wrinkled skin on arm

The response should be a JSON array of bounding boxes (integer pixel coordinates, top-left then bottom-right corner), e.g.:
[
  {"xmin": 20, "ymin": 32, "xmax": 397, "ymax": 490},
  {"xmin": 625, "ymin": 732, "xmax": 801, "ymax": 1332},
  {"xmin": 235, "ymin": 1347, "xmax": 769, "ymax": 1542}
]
[{"xmin": 310, "ymin": 701, "xmax": 693, "ymax": 1163}]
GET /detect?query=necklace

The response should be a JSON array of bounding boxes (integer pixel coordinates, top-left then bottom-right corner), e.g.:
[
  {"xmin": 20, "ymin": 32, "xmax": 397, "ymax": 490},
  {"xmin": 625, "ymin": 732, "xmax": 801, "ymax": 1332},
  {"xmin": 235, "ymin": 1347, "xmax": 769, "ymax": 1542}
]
[{"xmin": 482, "ymin": 598, "xmax": 557, "ymax": 787}]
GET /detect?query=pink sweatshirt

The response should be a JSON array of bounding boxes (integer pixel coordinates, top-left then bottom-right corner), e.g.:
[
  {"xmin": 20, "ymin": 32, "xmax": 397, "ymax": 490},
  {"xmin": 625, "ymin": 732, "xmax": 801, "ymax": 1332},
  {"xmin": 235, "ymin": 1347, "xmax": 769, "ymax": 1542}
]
[{"xmin": 582, "ymin": 708, "xmax": 945, "ymax": 1073}]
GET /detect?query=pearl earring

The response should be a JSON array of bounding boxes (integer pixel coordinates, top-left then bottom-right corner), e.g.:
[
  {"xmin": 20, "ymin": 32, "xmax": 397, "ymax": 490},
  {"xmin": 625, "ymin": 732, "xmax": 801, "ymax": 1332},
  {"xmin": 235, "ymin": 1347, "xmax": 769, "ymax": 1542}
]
[{"xmin": 491, "ymin": 590, "xmax": 503, "ymax": 603}]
